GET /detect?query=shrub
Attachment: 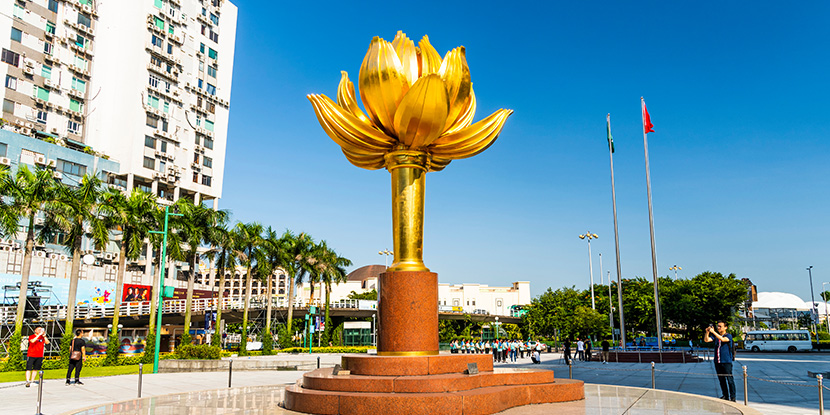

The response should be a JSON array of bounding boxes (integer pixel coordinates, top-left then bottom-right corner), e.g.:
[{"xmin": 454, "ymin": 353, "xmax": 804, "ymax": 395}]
[
  {"xmin": 175, "ymin": 344, "xmax": 221, "ymax": 360},
  {"xmin": 104, "ymin": 334, "xmax": 120, "ymax": 366},
  {"xmin": 261, "ymin": 330, "xmax": 273, "ymax": 355},
  {"xmin": 3, "ymin": 332, "xmax": 24, "ymax": 372},
  {"xmin": 277, "ymin": 325, "xmax": 295, "ymax": 349},
  {"xmin": 141, "ymin": 332, "xmax": 155, "ymax": 364}
]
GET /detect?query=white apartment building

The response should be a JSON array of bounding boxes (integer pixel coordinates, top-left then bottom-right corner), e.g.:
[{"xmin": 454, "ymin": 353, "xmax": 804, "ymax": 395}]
[{"xmin": 87, "ymin": 0, "xmax": 236, "ymax": 208}]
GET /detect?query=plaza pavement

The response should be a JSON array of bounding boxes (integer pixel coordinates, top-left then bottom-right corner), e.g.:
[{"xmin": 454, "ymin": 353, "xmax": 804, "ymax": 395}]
[{"xmin": 0, "ymin": 352, "xmax": 824, "ymax": 414}]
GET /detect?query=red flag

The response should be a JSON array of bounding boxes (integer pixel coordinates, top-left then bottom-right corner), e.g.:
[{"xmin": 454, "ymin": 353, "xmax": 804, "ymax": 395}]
[{"xmin": 641, "ymin": 98, "xmax": 654, "ymax": 134}]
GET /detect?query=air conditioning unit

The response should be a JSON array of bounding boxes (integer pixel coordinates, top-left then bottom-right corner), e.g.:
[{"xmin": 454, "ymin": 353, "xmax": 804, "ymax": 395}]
[
  {"xmin": 23, "ymin": 67, "xmax": 33, "ymax": 75},
  {"xmin": 112, "ymin": 253, "xmax": 119, "ymax": 262},
  {"xmin": 49, "ymin": 253, "xmax": 60, "ymax": 260},
  {"xmin": 0, "ymin": 157, "xmax": 10, "ymax": 166},
  {"xmin": 47, "ymin": 159, "xmax": 56, "ymax": 167},
  {"xmin": 45, "ymin": 79, "xmax": 52, "ymax": 87},
  {"xmin": 34, "ymin": 155, "xmax": 47, "ymax": 165},
  {"xmin": 104, "ymin": 253, "xmax": 113, "ymax": 260},
  {"xmin": 50, "ymin": 127, "xmax": 58, "ymax": 134},
  {"xmin": 25, "ymin": 122, "xmax": 34, "ymax": 129},
  {"xmin": 25, "ymin": 60, "xmax": 34, "ymax": 68},
  {"xmin": 35, "ymin": 251, "xmax": 46, "ymax": 258},
  {"xmin": 59, "ymin": 255, "xmax": 68, "ymax": 261},
  {"xmin": 82, "ymin": 5, "xmax": 91, "ymax": 13},
  {"xmin": 1, "ymin": 246, "xmax": 10, "ymax": 252},
  {"xmin": 53, "ymin": 171, "xmax": 63, "ymax": 180}
]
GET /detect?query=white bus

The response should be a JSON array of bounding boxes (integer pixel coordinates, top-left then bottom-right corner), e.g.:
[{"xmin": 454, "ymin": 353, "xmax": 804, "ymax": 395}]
[{"xmin": 744, "ymin": 330, "xmax": 813, "ymax": 352}]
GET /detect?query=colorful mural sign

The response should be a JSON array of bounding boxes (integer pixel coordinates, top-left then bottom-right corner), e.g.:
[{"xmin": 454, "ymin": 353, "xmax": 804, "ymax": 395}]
[{"xmin": 0, "ymin": 274, "xmax": 115, "ymax": 306}]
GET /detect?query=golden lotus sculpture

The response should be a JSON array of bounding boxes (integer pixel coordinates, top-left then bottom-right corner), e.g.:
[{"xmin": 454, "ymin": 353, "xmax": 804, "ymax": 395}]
[{"xmin": 308, "ymin": 31, "xmax": 512, "ymax": 272}]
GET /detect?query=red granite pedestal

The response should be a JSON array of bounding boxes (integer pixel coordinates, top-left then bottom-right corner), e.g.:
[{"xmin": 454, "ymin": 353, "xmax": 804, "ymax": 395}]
[{"xmin": 282, "ymin": 271, "xmax": 584, "ymax": 414}]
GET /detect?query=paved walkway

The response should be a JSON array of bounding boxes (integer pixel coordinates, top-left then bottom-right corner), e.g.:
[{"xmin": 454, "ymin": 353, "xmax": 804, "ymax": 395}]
[{"xmin": 0, "ymin": 352, "xmax": 824, "ymax": 414}]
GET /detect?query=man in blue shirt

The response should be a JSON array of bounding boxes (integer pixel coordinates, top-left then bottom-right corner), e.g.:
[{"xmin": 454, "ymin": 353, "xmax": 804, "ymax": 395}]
[{"xmin": 704, "ymin": 320, "xmax": 736, "ymax": 401}]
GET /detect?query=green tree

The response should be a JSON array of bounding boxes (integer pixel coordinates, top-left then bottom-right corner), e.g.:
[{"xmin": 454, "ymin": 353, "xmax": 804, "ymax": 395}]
[
  {"xmin": 205, "ymin": 222, "xmax": 236, "ymax": 348},
  {"xmin": 99, "ymin": 188, "xmax": 157, "ymax": 364},
  {"xmin": 232, "ymin": 222, "xmax": 263, "ymax": 355},
  {"xmin": 348, "ymin": 290, "xmax": 377, "ymax": 300},
  {"xmin": 3, "ymin": 166, "xmax": 61, "ymax": 369},
  {"xmin": 257, "ymin": 227, "xmax": 290, "ymax": 353},
  {"xmin": 170, "ymin": 199, "xmax": 227, "ymax": 345},
  {"xmin": 283, "ymin": 231, "xmax": 314, "ymax": 332},
  {"xmin": 524, "ymin": 287, "xmax": 586, "ymax": 340},
  {"xmin": 44, "ymin": 174, "xmax": 109, "ymax": 362}
]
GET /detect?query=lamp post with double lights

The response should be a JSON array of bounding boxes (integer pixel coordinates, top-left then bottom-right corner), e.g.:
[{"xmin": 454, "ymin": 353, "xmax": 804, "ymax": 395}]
[
  {"xmin": 808, "ymin": 266, "xmax": 817, "ymax": 331},
  {"xmin": 822, "ymin": 282, "xmax": 830, "ymax": 331},
  {"xmin": 579, "ymin": 232, "xmax": 598, "ymax": 309},
  {"xmin": 669, "ymin": 265, "xmax": 682, "ymax": 280}
]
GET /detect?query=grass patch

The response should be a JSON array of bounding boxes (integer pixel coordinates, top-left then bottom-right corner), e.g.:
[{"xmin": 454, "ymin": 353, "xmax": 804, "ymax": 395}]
[{"xmin": 0, "ymin": 364, "xmax": 154, "ymax": 383}]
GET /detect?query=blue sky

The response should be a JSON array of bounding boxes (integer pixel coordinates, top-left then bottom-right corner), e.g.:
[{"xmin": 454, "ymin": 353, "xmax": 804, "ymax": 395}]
[{"xmin": 220, "ymin": 1, "xmax": 830, "ymax": 301}]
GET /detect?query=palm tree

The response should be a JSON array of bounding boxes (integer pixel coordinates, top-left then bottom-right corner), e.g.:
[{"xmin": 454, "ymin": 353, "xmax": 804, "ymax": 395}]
[
  {"xmin": 233, "ymin": 222, "xmax": 263, "ymax": 355},
  {"xmin": 205, "ymin": 222, "xmax": 236, "ymax": 347},
  {"xmin": 320, "ymin": 246, "xmax": 351, "ymax": 343},
  {"xmin": 171, "ymin": 199, "xmax": 227, "ymax": 345},
  {"xmin": 99, "ymin": 188, "xmax": 157, "ymax": 362},
  {"xmin": 283, "ymin": 231, "xmax": 314, "ymax": 332},
  {"xmin": 257, "ymin": 227, "xmax": 289, "ymax": 350},
  {"xmin": 4, "ymin": 166, "xmax": 61, "ymax": 341},
  {"xmin": 44, "ymin": 174, "xmax": 109, "ymax": 357}
]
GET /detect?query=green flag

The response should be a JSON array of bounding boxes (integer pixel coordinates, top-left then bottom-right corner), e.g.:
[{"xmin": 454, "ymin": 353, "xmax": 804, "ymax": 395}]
[{"xmin": 606, "ymin": 113, "xmax": 614, "ymax": 153}]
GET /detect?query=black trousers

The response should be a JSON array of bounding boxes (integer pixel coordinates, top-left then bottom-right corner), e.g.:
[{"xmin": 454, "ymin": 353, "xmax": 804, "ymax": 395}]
[
  {"xmin": 714, "ymin": 362, "xmax": 735, "ymax": 399},
  {"xmin": 67, "ymin": 359, "xmax": 83, "ymax": 381}
]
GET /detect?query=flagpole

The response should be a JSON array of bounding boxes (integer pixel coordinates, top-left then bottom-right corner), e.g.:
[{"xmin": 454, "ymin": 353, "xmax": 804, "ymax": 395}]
[
  {"xmin": 607, "ymin": 113, "xmax": 626, "ymax": 350},
  {"xmin": 641, "ymin": 97, "xmax": 663, "ymax": 352}
]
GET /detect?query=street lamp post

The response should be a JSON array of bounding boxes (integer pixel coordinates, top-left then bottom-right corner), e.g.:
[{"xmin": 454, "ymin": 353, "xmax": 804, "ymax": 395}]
[
  {"xmin": 149, "ymin": 205, "xmax": 183, "ymax": 374},
  {"xmin": 579, "ymin": 232, "xmax": 598, "ymax": 309},
  {"xmin": 493, "ymin": 316, "xmax": 501, "ymax": 340},
  {"xmin": 822, "ymin": 282, "xmax": 830, "ymax": 332},
  {"xmin": 669, "ymin": 265, "xmax": 682, "ymax": 280},
  {"xmin": 378, "ymin": 249, "xmax": 393, "ymax": 269},
  {"xmin": 808, "ymin": 266, "xmax": 817, "ymax": 332}
]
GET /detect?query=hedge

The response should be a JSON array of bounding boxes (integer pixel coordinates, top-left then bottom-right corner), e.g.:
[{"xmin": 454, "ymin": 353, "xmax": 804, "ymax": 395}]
[{"xmin": 278, "ymin": 346, "xmax": 370, "ymax": 354}]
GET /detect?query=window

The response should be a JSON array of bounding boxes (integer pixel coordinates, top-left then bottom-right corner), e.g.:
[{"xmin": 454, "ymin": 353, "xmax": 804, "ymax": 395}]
[
  {"xmin": 36, "ymin": 110, "xmax": 47, "ymax": 124},
  {"xmin": 11, "ymin": 28, "xmax": 22, "ymax": 43},
  {"xmin": 148, "ymin": 95, "xmax": 159, "ymax": 109},
  {"xmin": 209, "ymin": 13, "xmax": 219, "ymax": 25},
  {"xmin": 154, "ymin": 16, "xmax": 165, "ymax": 31},
  {"xmin": 209, "ymin": 30, "xmax": 219, "ymax": 43},
  {"xmin": 207, "ymin": 65, "xmax": 217, "ymax": 78},
  {"xmin": 192, "ymin": 172, "xmax": 198, "ymax": 183},
  {"xmin": 71, "ymin": 77, "xmax": 86, "ymax": 92},
  {"xmin": 163, "ymin": 100, "xmax": 169, "ymax": 113},
  {"xmin": 154, "ymin": 0, "xmax": 162, "ymax": 8},
  {"xmin": 13, "ymin": 4, "xmax": 24, "ymax": 19},
  {"xmin": 0, "ymin": 143, "xmax": 7, "ymax": 157},
  {"xmin": 206, "ymin": 83, "xmax": 216, "ymax": 96},
  {"xmin": 161, "ymin": 118, "xmax": 168, "ymax": 132},
  {"xmin": 200, "ymin": 24, "xmax": 206, "ymax": 35},
  {"xmin": 200, "ymin": 43, "xmax": 205, "ymax": 53},
  {"xmin": 5, "ymin": 75, "xmax": 16, "ymax": 90},
  {"xmin": 207, "ymin": 101, "xmax": 215, "ymax": 114},
  {"xmin": 2, "ymin": 99, "xmax": 14, "ymax": 113},
  {"xmin": 208, "ymin": 48, "xmax": 218, "ymax": 60},
  {"xmin": 194, "ymin": 135, "xmax": 200, "ymax": 145},
  {"xmin": 143, "ymin": 157, "xmax": 155, "ymax": 170},
  {"xmin": 205, "ymin": 119, "xmax": 215, "ymax": 132},
  {"xmin": 151, "ymin": 35, "xmax": 163, "ymax": 48},
  {"xmin": 204, "ymin": 136, "xmax": 213, "ymax": 149},
  {"xmin": 2, "ymin": 49, "xmax": 20, "ymax": 66},
  {"xmin": 194, "ymin": 153, "xmax": 199, "ymax": 163},
  {"xmin": 201, "ymin": 7, "xmax": 207, "ymax": 16},
  {"xmin": 47, "ymin": 0, "xmax": 58, "ymax": 12},
  {"xmin": 150, "ymin": 56, "xmax": 162, "ymax": 67},
  {"xmin": 57, "ymin": 159, "xmax": 86, "ymax": 176},
  {"xmin": 160, "ymin": 140, "xmax": 168, "ymax": 153},
  {"xmin": 195, "ymin": 115, "xmax": 201, "ymax": 126},
  {"xmin": 149, "ymin": 74, "xmax": 160, "ymax": 88},
  {"xmin": 168, "ymin": 25, "xmax": 174, "ymax": 35},
  {"xmin": 146, "ymin": 114, "xmax": 158, "ymax": 128},
  {"xmin": 167, "ymin": 43, "xmax": 173, "ymax": 54},
  {"xmin": 43, "ymin": 42, "xmax": 53, "ymax": 55},
  {"xmin": 77, "ymin": 13, "xmax": 91, "ymax": 28},
  {"xmin": 67, "ymin": 120, "xmax": 80, "ymax": 134},
  {"xmin": 198, "ymin": 61, "xmax": 204, "ymax": 72},
  {"xmin": 165, "ymin": 63, "xmax": 172, "ymax": 73},
  {"xmin": 198, "ymin": 79, "xmax": 203, "ymax": 88},
  {"xmin": 203, "ymin": 156, "xmax": 212, "ymax": 168},
  {"xmin": 74, "ymin": 56, "xmax": 86, "ymax": 70},
  {"xmin": 69, "ymin": 99, "xmax": 82, "ymax": 112},
  {"xmin": 75, "ymin": 34, "xmax": 87, "ymax": 49},
  {"xmin": 104, "ymin": 265, "xmax": 117, "ymax": 282},
  {"xmin": 46, "ymin": 22, "xmax": 56, "ymax": 35},
  {"xmin": 158, "ymin": 160, "xmax": 166, "ymax": 172},
  {"xmin": 41, "ymin": 65, "xmax": 51, "ymax": 79},
  {"xmin": 35, "ymin": 86, "xmax": 50, "ymax": 101},
  {"xmin": 145, "ymin": 136, "xmax": 156, "ymax": 148},
  {"xmin": 201, "ymin": 175, "xmax": 212, "ymax": 186}
]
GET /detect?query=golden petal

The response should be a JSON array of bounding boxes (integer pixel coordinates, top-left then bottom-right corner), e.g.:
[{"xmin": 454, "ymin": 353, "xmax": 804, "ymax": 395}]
[
  {"xmin": 307, "ymin": 94, "xmax": 396, "ymax": 155},
  {"xmin": 428, "ymin": 155, "xmax": 452, "ymax": 172},
  {"xmin": 393, "ymin": 74, "xmax": 449, "ymax": 149},
  {"xmin": 391, "ymin": 31, "xmax": 419, "ymax": 86},
  {"xmin": 418, "ymin": 35, "xmax": 442, "ymax": 76},
  {"xmin": 359, "ymin": 37, "xmax": 410, "ymax": 136},
  {"xmin": 342, "ymin": 148, "xmax": 386, "ymax": 170},
  {"xmin": 429, "ymin": 109, "xmax": 513, "ymax": 159},
  {"xmin": 438, "ymin": 47, "xmax": 472, "ymax": 132},
  {"xmin": 443, "ymin": 88, "xmax": 476, "ymax": 135},
  {"xmin": 336, "ymin": 71, "xmax": 371, "ymax": 125}
]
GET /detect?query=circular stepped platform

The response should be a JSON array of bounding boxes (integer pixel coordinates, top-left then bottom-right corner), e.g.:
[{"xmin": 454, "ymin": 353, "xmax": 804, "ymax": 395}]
[{"xmin": 283, "ymin": 354, "xmax": 584, "ymax": 415}]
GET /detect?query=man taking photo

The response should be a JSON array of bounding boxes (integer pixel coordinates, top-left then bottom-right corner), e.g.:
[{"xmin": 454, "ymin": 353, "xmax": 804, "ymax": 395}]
[
  {"xmin": 704, "ymin": 321, "xmax": 735, "ymax": 402},
  {"xmin": 25, "ymin": 327, "xmax": 50, "ymax": 387}
]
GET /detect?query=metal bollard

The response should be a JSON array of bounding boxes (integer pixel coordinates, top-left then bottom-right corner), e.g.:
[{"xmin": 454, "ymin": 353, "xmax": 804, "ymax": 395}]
[
  {"xmin": 819, "ymin": 374, "xmax": 824, "ymax": 415},
  {"xmin": 742, "ymin": 366, "xmax": 748, "ymax": 406},
  {"xmin": 317, "ymin": 356, "xmax": 320, "ymax": 369},
  {"xmin": 138, "ymin": 363, "xmax": 143, "ymax": 398},
  {"xmin": 568, "ymin": 361, "xmax": 573, "ymax": 379},
  {"xmin": 228, "ymin": 359, "xmax": 233, "ymax": 388},
  {"xmin": 651, "ymin": 362, "xmax": 655, "ymax": 389},
  {"xmin": 36, "ymin": 370, "xmax": 44, "ymax": 415}
]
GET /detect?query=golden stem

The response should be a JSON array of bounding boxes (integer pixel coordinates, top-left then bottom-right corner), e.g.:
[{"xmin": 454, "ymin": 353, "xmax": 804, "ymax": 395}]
[{"xmin": 385, "ymin": 150, "xmax": 430, "ymax": 272}]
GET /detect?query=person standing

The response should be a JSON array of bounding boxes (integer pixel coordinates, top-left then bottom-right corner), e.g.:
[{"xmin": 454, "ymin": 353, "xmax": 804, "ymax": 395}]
[
  {"xmin": 576, "ymin": 338, "xmax": 585, "ymax": 361},
  {"xmin": 585, "ymin": 338, "xmax": 593, "ymax": 361},
  {"xmin": 563, "ymin": 338, "xmax": 571, "ymax": 365},
  {"xmin": 534, "ymin": 340, "xmax": 543, "ymax": 364},
  {"xmin": 492, "ymin": 339, "xmax": 500, "ymax": 363},
  {"xmin": 601, "ymin": 338, "xmax": 610, "ymax": 364},
  {"xmin": 66, "ymin": 329, "xmax": 86, "ymax": 385},
  {"xmin": 704, "ymin": 321, "xmax": 736, "ymax": 402},
  {"xmin": 25, "ymin": 327, "xmax": 49, "ymax": 387}
]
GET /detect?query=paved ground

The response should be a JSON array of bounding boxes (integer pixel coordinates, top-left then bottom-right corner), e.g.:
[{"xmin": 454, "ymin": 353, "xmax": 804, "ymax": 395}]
[{"xmin": 0, "ymin": 352, "xmax": 825, "ymax": 414}]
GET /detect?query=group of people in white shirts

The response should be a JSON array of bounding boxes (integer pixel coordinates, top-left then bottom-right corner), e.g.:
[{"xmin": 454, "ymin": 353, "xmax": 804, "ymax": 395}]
[{"xmin": 449, "ymin": 339, "xmax": 545, "ymax": 364}]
